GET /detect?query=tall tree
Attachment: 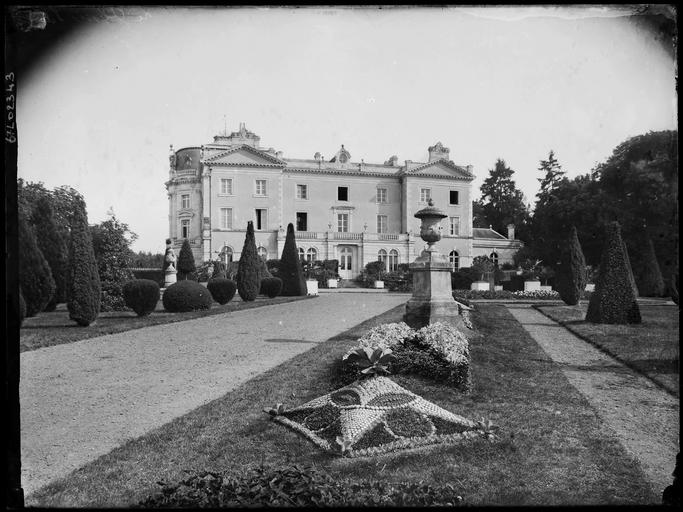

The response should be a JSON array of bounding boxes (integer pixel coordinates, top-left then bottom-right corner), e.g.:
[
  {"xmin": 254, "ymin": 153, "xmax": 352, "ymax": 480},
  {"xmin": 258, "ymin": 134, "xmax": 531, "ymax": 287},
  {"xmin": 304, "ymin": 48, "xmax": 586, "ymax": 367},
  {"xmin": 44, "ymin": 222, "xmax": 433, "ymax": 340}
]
[
  {"xmin": 236, "ymin": 221, "xmax": 261, "ymax": 301},
  {"xmin": 18, "ymin": 210, "xmax": 56, "ymax": 317},
  {"xmin": 279, "ymin": 223, "xmax": 307, "ymax": 296},
  {"xmin": 67, "ymin": 203, "xmax": 101, "ymax": 326},
  {"xmin": 536, "ymin": 150, "xmax": 566, "ymax": 198},
  {"xmin": 479, "ymin": 159, "xmax": 531, "ymax": 241}
]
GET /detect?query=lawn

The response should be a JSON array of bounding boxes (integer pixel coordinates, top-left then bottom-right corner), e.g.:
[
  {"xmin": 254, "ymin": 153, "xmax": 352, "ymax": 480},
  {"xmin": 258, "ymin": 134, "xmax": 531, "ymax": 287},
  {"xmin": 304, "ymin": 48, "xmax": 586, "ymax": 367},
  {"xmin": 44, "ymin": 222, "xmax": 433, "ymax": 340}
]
[
  {"xmin": 26, "ymin": 304, "xmax": 659, "ymax": 507},
  {"xmin": 535, "ymin": 304, "xmax": 679, "ymax": 396},
  {"xmin": 20, "ymin": 295, "xmax": 314, "ymax": 353}
]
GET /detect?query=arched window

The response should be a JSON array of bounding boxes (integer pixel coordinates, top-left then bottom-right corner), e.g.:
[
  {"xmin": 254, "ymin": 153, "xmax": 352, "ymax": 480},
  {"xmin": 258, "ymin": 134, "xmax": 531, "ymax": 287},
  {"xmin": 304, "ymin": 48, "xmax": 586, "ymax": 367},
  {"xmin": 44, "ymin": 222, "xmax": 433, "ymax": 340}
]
[
  {"xmin": 490, "ymin": 252, "xmax": 499, "ymax": 267},
  {"xmin": 222, "ymin": 246, "xmax": 234, "ymax": 264},
  {"xmin": 378, "ymin": 249, "xmax": 387, "ymax": 266},
  {"xmin": 257, "ymin": 246, "xmax": 268, "ymax": 261},
  {"xmin": 306, "ymin": 247, "xmax": 318, "ymax": 262},
  {"xmin": 388, "ymin": 249, "xmax": 399, "ymax": 272},
  {"xmin": 449, "ymin": 250, "xmax": 459, "ymax": 271},
  {"xmin": 298, "ymin": 247, "xmax": 305, "ymax": 261}
]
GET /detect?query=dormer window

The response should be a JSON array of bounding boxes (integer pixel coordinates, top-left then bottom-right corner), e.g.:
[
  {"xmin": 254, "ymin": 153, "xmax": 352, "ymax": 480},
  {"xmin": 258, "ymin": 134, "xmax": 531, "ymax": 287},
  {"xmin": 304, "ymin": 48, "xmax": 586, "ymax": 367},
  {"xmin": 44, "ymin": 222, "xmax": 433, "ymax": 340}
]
[{"xmin": 339, "ymin": 153, "xmax": 348, "ymax": 164}]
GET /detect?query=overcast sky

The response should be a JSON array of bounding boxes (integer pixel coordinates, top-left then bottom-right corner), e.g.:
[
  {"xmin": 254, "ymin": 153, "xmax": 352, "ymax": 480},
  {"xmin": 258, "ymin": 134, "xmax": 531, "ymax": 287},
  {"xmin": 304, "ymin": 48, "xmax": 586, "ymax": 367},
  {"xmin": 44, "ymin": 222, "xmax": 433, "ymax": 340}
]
[{"xmin": 17, "ymin": 6, "xmax": 676, "ymax": 253}]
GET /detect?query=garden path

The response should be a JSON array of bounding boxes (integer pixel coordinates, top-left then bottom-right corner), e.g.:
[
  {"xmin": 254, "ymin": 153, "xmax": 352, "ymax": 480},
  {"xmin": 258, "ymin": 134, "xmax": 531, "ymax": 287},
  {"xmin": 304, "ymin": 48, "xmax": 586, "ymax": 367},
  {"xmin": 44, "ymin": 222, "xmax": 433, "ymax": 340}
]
[
  {"xmin": 506, "ymin": 304, "xmax": 679, "ymax": 498},
  {"xmin": 20, "ymin": 293, "xmax": 411, "ymax": 498}
]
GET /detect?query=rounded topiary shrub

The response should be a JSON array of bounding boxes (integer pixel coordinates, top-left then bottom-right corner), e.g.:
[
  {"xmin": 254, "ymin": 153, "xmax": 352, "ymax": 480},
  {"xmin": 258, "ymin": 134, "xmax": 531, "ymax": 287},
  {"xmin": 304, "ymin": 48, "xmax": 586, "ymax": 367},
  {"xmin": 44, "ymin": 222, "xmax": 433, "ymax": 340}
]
[
  {"xmin": 162, "ymin": 280, "xmax": 212, "ymax": 312},
  {"xmin": 122, "ymin": 279, "xmax": 160, "ymax": 316},
  {"xmin": 207, "ymin": 278, "xmax": 237, "ymax": 305},
  {"xmin": 260, "ymin": 277, "xmax": 283, "ymax": 298}
]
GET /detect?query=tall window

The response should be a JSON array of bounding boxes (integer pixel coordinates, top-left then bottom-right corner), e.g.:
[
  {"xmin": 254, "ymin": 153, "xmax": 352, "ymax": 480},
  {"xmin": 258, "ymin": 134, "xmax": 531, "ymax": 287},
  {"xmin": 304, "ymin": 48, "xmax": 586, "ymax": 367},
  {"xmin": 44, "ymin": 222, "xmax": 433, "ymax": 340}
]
[
  {"xmin": 296, "ymin": 212, "xmax": 308, "ymax": 231},
  {"xmin": 220, "ymin": 178, "xmax": 233, "ymax": 195},
  {"xmin": 449, "ymin": 250, "xmax": 459, "ymax": 271},
  {"xmin": 255, "ymin": 209, "xmax": 268, "ymax": 230},
  {"xmin": 337, "ymin": 186, "xmax": 348, "ymax": 201},
  {"xmin": 388, "ymin": 249, "xmax": 399, "ymax": 272},
  {"xmin": 490, "ymin": 252, "xmax": 499, "ymax": 267},
  {"xmin": 220, "ymin": 208, "xmax": 233, "ymax": 229},
  {"xmin": 181, "ymin": 194, "xmax": 190, "ymax": 209},
  {"xmin": 449, "ymin": 190, "xmax": 459, "ymax": 205},
  {"xmin": 337, "ymin": 213, "xmax": 349, "ymax": 232},
  {"xmin": 257, "ymin": 246, "xmax": 268, "ymax": 261},
  {"xmin": 378, "ymin": 249, "xmax": 387, "ymax": 265},
  {"xmin": 420, "ymin": 188, "xmax": 431, "ymax": 203},
  {"xmin": 377, "ymin": 188, "xmax": 387, "ymax": 203},
  {"xmin": 377, "ymin": 215, "xmax": 387, "ymax": 234},
  {"xmin": 255, "ymin": 179, "xmax": 267, "ymax": 196},
  {"xmin": 306, "ymin": 247, "xmax": 317, "ymax": 262},
  {"xmin": 180, "ymin": 219, "xmax": 190, "ymax": 239},
  {"xmin": 222, "ymin": 246, "xmax": 233, "ymax": 264},
  {"xmin": 296, "ymin": 184, "xmax": 308, "ymax": 200},
  {"xmin": 298, "ymin": 247, "xmax": 305, "ymax": 261},
  {"xmin": 449, "ymin": 217, "xmax": 460, "ymax": 236}
]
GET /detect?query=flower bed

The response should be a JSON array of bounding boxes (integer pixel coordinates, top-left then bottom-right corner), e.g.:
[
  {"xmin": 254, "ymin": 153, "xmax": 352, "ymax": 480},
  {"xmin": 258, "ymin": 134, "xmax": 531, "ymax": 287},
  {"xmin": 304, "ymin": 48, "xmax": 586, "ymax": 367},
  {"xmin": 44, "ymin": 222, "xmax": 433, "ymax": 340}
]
[
  {"xmin": 452, "ymin": 289, "xmax": 593, "ymax": 301},
  {"xmin": 268, "ymin": 376, "xmax": 490, "ymax": 458}
]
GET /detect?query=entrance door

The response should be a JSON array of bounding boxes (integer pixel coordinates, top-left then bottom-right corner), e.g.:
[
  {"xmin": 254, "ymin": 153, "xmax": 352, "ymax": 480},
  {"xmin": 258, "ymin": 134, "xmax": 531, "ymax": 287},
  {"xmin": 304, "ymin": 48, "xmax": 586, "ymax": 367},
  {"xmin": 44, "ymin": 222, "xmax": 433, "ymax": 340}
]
[{"xmin": 338, "ymin": 246, "xmax": 353, "ymax": 279}]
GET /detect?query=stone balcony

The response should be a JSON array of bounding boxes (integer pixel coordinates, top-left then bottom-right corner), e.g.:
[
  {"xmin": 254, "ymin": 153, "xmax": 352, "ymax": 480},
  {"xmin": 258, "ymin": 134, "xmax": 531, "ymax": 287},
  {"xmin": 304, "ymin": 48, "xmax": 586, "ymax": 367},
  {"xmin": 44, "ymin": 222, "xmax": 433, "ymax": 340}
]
[{"xmin": 290, "ymin": 231, "xmax": 410, "ymax": 242}]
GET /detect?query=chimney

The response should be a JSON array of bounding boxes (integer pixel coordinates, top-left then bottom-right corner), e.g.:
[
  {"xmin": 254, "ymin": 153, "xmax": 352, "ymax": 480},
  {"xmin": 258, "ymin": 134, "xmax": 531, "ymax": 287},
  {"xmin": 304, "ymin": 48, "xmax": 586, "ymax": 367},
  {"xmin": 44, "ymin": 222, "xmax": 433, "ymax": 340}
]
[
  {"xmin": 428, "ymin": 142, "xmax": 450, "ymax": 162},
  {"xmin": 507, "ymin": 224, "xmax": 515, "ymax": 240}
]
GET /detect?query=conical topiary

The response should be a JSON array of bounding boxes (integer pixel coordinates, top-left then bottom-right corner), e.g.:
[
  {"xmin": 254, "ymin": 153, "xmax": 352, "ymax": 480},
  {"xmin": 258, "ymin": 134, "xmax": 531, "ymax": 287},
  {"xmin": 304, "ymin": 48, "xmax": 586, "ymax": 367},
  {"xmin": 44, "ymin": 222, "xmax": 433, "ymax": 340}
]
[
  {"xmin": 555, "ymin": 226, "xmax": 587, "ymax": 305},
  {"xmin": 585, "ymin": 222, "xmax": 641, "ymax": 324},
  {"xmin": 279, "ymin": 223, "xmax": 307, "ymax": 296},
  {"xmin": 67, "ymin": 204, "xmax": 101, "ymax": 326},
  {"xmin": 177, "ymin": 239, "xmax": 196, "ymax": 280},
  {"xmin": 18, "ymin": 210, "xmax": 56, "ymax": 317},
  {"xmin": 236, "ymin": 221, "xmax": 261, "ymax": 301},
  {"xmin": 632, "ymin": 234, "xmax": 665, "ymax": 297},
  {"xmin": 31, "ymin": 195, "xmax": 69, "ymax": 311}
]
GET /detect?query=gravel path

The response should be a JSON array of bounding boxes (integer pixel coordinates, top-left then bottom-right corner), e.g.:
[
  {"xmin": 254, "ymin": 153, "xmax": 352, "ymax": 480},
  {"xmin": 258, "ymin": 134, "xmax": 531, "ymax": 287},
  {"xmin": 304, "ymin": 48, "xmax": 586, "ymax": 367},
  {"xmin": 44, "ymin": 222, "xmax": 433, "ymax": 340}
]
[
  {"xmin": 506, "ymin": 304, "xmax": 679, "ymax": 497},
  {"xmin": 20, "ymin": 293, "xmax": 411, "ymax": 497}
]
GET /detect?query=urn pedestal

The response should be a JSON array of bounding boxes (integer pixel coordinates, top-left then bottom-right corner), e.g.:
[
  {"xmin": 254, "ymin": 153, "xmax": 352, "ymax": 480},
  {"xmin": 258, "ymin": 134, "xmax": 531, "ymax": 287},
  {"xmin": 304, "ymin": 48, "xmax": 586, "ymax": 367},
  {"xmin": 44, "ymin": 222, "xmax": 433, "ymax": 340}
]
[{"xmin": 164, "ymin": 269, "xmax": 177, "ymax": 287}]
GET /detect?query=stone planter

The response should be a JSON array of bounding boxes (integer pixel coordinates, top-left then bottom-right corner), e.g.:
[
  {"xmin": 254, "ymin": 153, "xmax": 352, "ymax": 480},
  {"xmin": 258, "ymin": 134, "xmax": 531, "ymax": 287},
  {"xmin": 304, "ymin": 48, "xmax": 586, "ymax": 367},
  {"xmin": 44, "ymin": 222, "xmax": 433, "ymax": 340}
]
[
  {"xmin": 524, "ymin": 280, "xmax": 541, "ymax": 291},
  {"xmin": 327, "ymin": 278, "xmax": 338, "ymax": 289},
  {"xmin": 585, "ymin": 283, "xmax": 595, "ymax": 292},
  {"xmin": 540, "ymin": 285, "xmax": 553, "ymax": 292},
  {"xmin": 471, "ymin": 281, "xmax": 489, "ymax": 291},
  {"xmin": 374, "ymin": 280, "xmax": 384, "ymax": 289},
  {"xmin": 306, "ymin": 280, "xmax": 319, "ymax": 296},
  {"xmin": 494, "ymin": 285, "xmax": 503, "ymax": 291}
]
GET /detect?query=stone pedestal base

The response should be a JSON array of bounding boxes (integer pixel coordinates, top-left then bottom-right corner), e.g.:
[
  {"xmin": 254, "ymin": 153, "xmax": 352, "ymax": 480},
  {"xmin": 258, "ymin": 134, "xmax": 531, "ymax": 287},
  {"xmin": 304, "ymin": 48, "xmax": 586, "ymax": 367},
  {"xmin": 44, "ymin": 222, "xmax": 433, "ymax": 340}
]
[
  {"xmin": 404, "ymin": 298, "xmax": 466, "ymax": 330},
  {"xmin": 164, "ymin": 271, "xmax": 177, "ymax": 288}
]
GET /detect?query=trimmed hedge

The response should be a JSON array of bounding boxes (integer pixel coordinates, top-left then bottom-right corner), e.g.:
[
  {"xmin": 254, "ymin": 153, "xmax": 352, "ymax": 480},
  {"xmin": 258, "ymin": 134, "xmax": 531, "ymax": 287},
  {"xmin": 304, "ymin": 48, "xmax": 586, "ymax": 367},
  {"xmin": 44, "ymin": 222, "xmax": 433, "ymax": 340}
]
[
  {"xmin": 122, "ymin": 279, "xmax": 160, "ymax": 316},
  {"xmin": 162, "ymin": 280, "xmax": 212, "ymax": 312},
  {"xmin": 279, "ymin": 223, "xmax": 307, "ymax": 296},
  {"xmin": 19, "ymin": 211, "xmax": 56, "ymax": 317},
  {"xmin": 66, "ymin": 205, "xmax": 101, "ymax": 326},
  {"xmin": 260, "ymin": 277, "xmax": 283, "ymax": 298},
  {"xmin": 131, "ymin": 268, "xmax": 164, "ymax": 286},
  {"xmin": 555, "ymin": 225, "xmax": 587, "ymax": 305},
  {"xmin": 586, "ymin": 222, "xmax": 641, "ymax": 324},
  {"xmin": 207, "ymin": 278, "xmax": 237, "ymax": 305},
  {"xmin": 236, "ymin": 221, "xmax": 261, "ymax": 301},
  {"xmin": 177, "ymin": 239, "xmax": 197, "ymax": 281}
]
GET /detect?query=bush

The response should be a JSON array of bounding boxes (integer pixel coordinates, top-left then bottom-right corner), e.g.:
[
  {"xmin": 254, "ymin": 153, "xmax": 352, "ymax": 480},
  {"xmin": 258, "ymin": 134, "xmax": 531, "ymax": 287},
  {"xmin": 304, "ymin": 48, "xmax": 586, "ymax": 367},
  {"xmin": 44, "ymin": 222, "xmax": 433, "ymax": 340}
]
[
  {"xmin": 177, "ymin": 239, "xmax": 197, "ymax": 280},
  {"xmin": 162, "ymin": 280, "xmax": 212, "ymax": 312},
  {"xmin": 18, "ymin": 211, "xmax": 56, "ymax": 317},
  {"xmin": 502, "ymin": 274, "xmax": 525, "ymax": 292},
  {"xmin": 586, "ymin": 222, "xmax": 641, "ymax": 324},
  {"xmin": 122, "ymin": 279, "xmax": 160, "ymax": 316},
  {"xmin": 66, "ymin": 205, "xmax": 101, "ymax": 326},
  {"xmin": 236, "ymin": 222, "xmax": 261, "ymax": 301},
  {"xmin": 260, "ymin": 277, "xmax": 282, "ymax": 298},
  {"xmin": 384, "ymin": 269, "xmax": 413, "ymax": 292},
  {"xmin": 139, "ymin": 465, "xmax": 464, "ymax": 508},
  {"xmin": 279, "ymin": 223, "xmax": 307, "ymax": 296},
  {"xmin": 196, "ymin": 261, "xmax": 215, "ymax": 283},
  {"xmin": 364, "ymin": 260, "xmax": 386, "ymax": 281},
  {"xmin": 555, "ymin": 225, "xmax": 587, "ymax": 306},
  {"xmin": 451, "ymin": 268, "xmax": 479, "ymax": 290},
  {"xmin": 207, "ymin": 278, "xmax": 237, "ymax": 305},
  {"xmin": 471, "ymin": 255, "xmax": 495, "ymax": 281}
]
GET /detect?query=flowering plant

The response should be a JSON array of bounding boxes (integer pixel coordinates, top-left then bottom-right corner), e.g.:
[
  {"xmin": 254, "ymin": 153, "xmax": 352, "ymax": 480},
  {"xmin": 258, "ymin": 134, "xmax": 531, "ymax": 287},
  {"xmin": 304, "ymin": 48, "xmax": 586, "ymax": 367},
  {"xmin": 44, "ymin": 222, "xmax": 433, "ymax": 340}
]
[
  {"xmin": 511, "ymin": 290, "xmax": 560, "ymax": 299},
  {"xmin": 344, "ymin": 322, "xmax": 413, "ymax": 358},
  {"xmin": 413, "ymin": 323, "xmax": 470, "ymax": 365}
]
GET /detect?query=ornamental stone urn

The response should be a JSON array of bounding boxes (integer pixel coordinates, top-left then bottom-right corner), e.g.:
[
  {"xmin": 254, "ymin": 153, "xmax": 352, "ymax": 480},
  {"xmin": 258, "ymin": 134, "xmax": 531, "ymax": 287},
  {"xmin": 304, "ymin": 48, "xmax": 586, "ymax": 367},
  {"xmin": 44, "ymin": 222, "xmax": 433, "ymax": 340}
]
[
  {"xmin": 163, "ymin": 239, "xmax": 177, "ymax": 288},
  {"xmin": 404, "ymin": 199, "xmax": 467, "ymax": 329}
]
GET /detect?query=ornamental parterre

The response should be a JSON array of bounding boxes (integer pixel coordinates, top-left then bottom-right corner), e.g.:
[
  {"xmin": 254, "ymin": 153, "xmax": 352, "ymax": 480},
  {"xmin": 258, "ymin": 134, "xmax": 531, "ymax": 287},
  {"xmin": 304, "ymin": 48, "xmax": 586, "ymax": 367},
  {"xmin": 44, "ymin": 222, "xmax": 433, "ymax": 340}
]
[{"xmin": 268, "ymin": 376, "xmax": 492, "ymax": 458}]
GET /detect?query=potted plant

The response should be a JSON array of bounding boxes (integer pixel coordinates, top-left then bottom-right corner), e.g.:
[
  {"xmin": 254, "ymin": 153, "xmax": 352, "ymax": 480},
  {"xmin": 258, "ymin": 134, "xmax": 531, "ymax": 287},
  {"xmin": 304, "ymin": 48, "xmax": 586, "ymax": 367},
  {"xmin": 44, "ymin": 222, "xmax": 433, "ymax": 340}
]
[
  {"xmin": 493, "ymin": 267, "xmax": 506, "ymax": 291},
  {"xmin": 364, "ymin": 260, "xmax": 386, "ymax": 289},
  {"xmin": 471, "ymin": 255, "xmax": 494, "ymax": 291},
  {"xmin": 324, "ymin": 259, "xmax": 339, "ymax": 288},
  {"xmin": 303, "ymin": 261, "xmax": 319, "ymax": 295},
  {"xmin": 521, "ymin": 258, "xmax": 542, "ymax": 291},
  {"xmin": 539, "ymin": 265, "xmax": 555, "ymax": 292}
]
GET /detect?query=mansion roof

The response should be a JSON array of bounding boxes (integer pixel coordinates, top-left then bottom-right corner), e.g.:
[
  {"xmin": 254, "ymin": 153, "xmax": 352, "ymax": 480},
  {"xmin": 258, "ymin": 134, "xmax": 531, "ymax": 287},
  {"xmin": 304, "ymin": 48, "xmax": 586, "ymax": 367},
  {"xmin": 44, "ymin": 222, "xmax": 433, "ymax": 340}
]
[{"xmin": 473, "ymin": 228, "xmax": 508, "ymax": 240}]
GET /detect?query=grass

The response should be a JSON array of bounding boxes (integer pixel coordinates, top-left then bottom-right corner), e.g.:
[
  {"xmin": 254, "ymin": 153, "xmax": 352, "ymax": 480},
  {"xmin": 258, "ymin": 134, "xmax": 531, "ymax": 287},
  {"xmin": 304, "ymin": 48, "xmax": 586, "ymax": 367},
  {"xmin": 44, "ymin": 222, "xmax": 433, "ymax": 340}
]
[
  {"xmin": 535, "ymin": 304, "xmax": 679, "ymax": 397},
  {"xmin": 20, "ymin": 295, "xmax": 314, "ymax": 352},
  {"xmin": 26, "ymin": 304, "xmax": 659, "ymax": 507}
]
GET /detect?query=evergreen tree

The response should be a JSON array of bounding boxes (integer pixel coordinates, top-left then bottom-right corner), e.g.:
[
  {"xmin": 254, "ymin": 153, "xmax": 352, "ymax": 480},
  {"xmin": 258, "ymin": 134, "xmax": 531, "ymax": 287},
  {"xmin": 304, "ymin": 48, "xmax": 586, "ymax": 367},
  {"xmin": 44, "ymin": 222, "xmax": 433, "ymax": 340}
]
[
  {"xmin": 67, "ymin": 203, "xmax": 101, "ymax": 326},
  {"xmin": 536, "ymin": 150, "xmax": 566, "ymax": 198},
  {"xmin": 555, "ymin": 226, "xmax": 587, "ymax": 305},
  {"xmin": 236, "ymin": 221, "xmax": 261, "ymax": 301},
  {"xmin": 629, "ymin": 233, "xmax": 665, "ymax": 297},
  {"xmin": 18, "ymin": 211, "xmax": 56, "ymax": 317},
  {"xmin": 177, "ymin": 239, "xmax": 196, "ymax": 280},
  {"xmin": 30, "ymin": 195, "xmax": 70, "ymax": 311},
  {"xmin": 479, "ymin": 159, "xmax": 531, "ymax": 240},
  {"xmin": 585, "ymin": 222, "xmax": 641, "ymax": 324},
  {"xmin": 279, "ymin": 223, "xmax": 307, "ymax": 296}
]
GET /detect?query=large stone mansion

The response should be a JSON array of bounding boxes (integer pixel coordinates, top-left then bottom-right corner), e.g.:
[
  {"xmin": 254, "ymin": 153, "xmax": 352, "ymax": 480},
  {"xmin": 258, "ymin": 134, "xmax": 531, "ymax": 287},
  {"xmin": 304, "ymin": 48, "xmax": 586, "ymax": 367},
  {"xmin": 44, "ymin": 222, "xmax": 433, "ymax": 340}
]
[{"xmin": 166, "ymin": 123, "xmax": 522, "ymax": 279}]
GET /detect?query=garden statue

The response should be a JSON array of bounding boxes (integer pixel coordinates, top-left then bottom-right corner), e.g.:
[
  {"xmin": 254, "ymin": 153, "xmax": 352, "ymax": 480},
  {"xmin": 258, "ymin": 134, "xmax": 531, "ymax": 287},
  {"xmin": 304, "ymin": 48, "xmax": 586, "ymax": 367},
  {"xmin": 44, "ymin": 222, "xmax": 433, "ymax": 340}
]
[
  {"xmin": 164, "ymin": 238, "xmax": 177, "ymax": 287},
  {"xmin": 404, "ymin": 199, "xmax": 468, "ymax": 329}
]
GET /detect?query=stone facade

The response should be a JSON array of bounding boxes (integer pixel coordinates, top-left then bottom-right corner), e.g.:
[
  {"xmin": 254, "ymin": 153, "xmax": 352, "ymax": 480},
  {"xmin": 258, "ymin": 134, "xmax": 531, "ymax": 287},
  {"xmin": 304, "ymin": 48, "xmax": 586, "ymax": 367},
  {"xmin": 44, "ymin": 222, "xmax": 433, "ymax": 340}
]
[{"xmin": 165, "ymin": 124, "xmax": 523, "ymax": 278}]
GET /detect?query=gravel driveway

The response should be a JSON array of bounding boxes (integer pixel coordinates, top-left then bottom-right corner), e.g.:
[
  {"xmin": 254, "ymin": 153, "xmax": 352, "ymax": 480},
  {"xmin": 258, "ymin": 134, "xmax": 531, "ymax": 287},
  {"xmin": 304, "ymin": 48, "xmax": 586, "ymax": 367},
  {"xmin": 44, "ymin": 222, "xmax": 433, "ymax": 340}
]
[{"xmin": 20, "ymin": 293, "xmax": 411, "ymax": 497}]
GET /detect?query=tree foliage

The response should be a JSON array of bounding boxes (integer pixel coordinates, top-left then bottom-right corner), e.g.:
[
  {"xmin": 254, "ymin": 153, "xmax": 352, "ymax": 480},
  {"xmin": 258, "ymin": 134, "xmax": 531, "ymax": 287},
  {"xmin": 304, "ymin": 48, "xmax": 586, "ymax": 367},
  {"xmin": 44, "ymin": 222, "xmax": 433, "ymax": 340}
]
[
  {"xmin": 131, "ymin": 251, "xmax": 165, "ymax": 268},
  {"xmin": 67, "ymin": 204, "xmax": 101, "ymax": 326},
  {"xmin": 555, "ymin": 226, "xmax": 587, "ymax": 305},
  {"xmin": 279, "ymin": 223, "xmax": 307, "ymax": 296},
  {"xmin": 471, "ymin": 255, "xmax": 495, "ymax": 281},
  {"xmin": 177, "ymin": 239, "xmax": 196, "ymax": 280},
  {"xmin": 18, "ymin": 210, "xmax": 56, "ymax": 317},
  {"xmin": 236, "ymin": 221, "xmax": 261, "ymax": 301},
  {"xmin": 536, "ymin": 150, "xmax": 566, "ymax": 198}
]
